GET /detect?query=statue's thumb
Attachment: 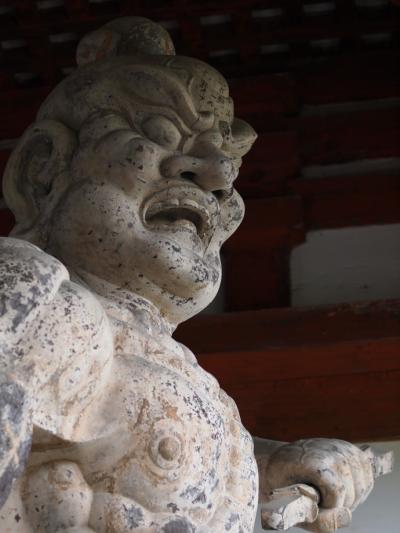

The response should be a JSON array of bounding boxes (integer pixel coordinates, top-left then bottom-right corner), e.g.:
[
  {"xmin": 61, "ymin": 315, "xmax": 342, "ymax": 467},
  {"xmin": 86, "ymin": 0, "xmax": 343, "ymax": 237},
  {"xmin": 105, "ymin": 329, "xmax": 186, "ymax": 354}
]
[{"xmin": 300, "ymin": 507, "xmax": 352, "ymax": 533}]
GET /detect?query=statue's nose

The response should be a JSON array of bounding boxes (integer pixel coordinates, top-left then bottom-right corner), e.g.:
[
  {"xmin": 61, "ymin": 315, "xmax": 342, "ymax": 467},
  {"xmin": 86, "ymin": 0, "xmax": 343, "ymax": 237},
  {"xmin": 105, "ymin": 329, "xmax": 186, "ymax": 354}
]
[{"xmin": 160, "ymin": 143, "xmax": 237, "ymax": 194}]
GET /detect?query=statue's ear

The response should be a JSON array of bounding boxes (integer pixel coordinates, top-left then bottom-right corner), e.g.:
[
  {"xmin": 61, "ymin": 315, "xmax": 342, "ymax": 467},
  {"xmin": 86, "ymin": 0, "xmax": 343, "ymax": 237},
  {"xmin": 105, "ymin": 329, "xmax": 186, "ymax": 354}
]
[{"xmin": 2, "ymin": 120, "xmax": 77, "ymax": 236}]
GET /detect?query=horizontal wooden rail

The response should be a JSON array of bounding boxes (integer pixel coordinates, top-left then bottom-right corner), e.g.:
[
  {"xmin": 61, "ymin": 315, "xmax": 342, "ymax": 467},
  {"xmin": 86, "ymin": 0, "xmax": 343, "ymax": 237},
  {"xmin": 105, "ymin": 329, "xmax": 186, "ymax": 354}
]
[
  {"xmin": 289, "ymin": 173, "xmax": 400, "ymax": 229},
  {"xmin": 175, "ymin": 300, "xmax": 400, "ymax": 440}
]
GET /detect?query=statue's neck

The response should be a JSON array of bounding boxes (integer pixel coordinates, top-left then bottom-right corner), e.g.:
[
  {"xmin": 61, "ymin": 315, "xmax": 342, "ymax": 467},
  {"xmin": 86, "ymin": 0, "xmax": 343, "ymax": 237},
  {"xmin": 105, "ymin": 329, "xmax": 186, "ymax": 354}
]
[{"xmin": 70, "ymin": 268, "xmax": 175, "ymax": 337}]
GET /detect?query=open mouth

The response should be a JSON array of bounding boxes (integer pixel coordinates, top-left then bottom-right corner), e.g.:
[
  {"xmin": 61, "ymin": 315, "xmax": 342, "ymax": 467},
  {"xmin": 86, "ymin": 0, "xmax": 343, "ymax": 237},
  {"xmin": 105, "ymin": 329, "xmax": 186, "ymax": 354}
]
[
  {"xmin": 143, "ymin": 186, "xmax": 219, "ymax": 247},
  {"xmin": 146, "ymin": 199, "xmax": 210, "ymax": 237}
]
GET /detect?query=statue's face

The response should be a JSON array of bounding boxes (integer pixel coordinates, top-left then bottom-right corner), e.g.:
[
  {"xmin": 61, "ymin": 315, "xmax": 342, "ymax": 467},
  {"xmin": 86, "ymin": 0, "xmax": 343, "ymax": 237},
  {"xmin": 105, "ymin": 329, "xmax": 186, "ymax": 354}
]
[{"xmin": 46, "ymin": 107, "xmax": 244, "ymax": 323}]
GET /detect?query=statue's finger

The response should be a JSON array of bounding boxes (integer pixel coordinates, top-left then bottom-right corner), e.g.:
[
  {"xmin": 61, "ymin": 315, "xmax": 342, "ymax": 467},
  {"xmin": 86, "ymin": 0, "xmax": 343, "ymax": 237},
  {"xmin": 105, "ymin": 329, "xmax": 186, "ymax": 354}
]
[
  {"xmin": 299, "ymin": 507, "xmax": 352, "ymax": 533},
  {"xmin": 349, "ymin": 453, "xmax": 374, "ymax": 509},
  {"xmin": 360, "ymin": 445, "xmax": 394, "ymax": 479}
]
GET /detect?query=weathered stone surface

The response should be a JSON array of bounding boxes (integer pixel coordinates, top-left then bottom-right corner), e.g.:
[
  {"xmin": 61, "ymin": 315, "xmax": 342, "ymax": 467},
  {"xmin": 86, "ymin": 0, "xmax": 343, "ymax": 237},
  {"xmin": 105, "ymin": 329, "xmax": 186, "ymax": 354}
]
[{"xmin": 0, "ymin": 16, "xmax": 391, "ymax": 533}]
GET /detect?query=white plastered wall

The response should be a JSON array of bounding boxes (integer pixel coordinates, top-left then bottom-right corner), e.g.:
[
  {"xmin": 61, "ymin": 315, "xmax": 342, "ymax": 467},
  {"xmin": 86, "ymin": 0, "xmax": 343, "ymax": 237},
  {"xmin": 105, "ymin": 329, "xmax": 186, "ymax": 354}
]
[{"xmin": 291, "ymin": 225, "xmax": 400, "ymax": 307}]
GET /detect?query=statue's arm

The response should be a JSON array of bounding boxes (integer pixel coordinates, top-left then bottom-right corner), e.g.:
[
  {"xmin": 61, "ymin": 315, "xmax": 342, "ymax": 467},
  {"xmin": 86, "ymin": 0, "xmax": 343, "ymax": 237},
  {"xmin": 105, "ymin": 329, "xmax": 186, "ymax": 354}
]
[
  {"xmin": 0, "ymin": 236, "xmax": 116, "ymax": 513},
  {"xmin": 0, "ymin": 237, "xmax": 70, "ymax": 507},
  {"xmin": 0, "ymin": 237, "xmax": 69, "ymax": 376}
]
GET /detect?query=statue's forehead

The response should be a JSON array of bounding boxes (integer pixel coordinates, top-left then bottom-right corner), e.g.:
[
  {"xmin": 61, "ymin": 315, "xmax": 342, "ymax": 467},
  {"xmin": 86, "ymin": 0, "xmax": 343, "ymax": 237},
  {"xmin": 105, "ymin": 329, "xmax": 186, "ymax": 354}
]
[
  {"xmin": 39, "ymin": 54, "xmax": 234, "ymax": 131},
  {"xmin": 105, "ymin": 55, "xmax": 234, "ymax": 125},
  {"xmin": 38, "ymin": 54, "xmax": 256, "ymax": 159},
  {"xmin": 162, "ymin": 55, "xmax": 234, "ymax": 123}
]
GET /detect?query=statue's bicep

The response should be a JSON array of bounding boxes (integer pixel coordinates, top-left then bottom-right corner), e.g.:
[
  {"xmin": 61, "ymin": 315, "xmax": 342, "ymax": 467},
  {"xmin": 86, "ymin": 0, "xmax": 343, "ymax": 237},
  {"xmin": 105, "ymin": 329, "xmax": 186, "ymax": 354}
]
[{"xmin": 0, "ymin": 237, "xmax": 68, "ymax": 371}]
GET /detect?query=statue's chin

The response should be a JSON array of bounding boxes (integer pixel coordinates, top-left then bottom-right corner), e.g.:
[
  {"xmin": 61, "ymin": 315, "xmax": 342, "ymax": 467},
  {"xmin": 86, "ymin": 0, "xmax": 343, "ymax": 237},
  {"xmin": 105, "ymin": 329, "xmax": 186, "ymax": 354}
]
[
  {"xmin": 133, "ymin": 232, "xmax": 220, "ymax": 290},
  {"xmin": 143, "ymin": 268, "xmax": 220, "ymax": 325},
  {"xmin": 133, "ymin": 253, "xmax": 220, "ymax": 325}
]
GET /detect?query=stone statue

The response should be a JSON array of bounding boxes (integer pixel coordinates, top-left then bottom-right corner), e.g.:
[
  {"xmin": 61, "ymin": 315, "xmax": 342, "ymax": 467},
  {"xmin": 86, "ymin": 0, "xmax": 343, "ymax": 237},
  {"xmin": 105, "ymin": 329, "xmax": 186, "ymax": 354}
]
[{"xmin": 0, "ymin": 17, "xmax": 392, "ymax": 533}]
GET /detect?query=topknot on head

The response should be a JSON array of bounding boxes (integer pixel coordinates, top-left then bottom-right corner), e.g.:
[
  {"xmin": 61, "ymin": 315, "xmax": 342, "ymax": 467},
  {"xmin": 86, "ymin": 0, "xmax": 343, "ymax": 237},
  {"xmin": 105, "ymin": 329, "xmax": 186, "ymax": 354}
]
[{"xmin": 76, "ymin": 17, "xmax": 175, "ymax": 67}]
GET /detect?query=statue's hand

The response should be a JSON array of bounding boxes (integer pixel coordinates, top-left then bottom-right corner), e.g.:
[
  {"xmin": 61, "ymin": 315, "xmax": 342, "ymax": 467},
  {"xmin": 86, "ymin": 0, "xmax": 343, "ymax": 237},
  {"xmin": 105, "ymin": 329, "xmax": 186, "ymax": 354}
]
[
  {"xmin": 24, "ymin": 461, "xmax": 94, "ymax": 531},
  {"xmin": 264, "ymin": 438, "xmax": 377, "ymax": 532}
]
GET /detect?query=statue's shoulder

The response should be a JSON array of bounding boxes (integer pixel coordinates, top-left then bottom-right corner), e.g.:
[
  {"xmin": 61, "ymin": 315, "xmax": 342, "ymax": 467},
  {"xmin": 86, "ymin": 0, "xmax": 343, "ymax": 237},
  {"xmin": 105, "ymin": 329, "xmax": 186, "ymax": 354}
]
[{"xmin": 0, "ymin": 237, "xmax": 69, "ymax": 345}]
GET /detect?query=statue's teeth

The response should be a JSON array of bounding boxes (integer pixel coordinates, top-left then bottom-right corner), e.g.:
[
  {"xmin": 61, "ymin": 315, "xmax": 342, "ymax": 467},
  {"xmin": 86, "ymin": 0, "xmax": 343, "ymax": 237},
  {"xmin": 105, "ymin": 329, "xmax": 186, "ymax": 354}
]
[
  {"xmin": 145, "ymin": 194, "xmax": 216, "ymax": 241},
  {"xmin": 179, "ymin": 199, "xmax": 200, "ymax": 211},
  {"xmin": 146, "ymin": 202, "xmax": 164, "ymax": 217}
]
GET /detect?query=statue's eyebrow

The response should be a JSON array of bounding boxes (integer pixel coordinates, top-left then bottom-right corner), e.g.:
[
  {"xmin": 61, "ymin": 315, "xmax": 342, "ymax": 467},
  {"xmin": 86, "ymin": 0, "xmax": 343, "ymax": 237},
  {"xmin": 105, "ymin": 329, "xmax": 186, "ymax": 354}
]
[
  {"xmin": 191, "ymin": 111, "xmax": 215, "ymax": 133},
  {"xmin": 223, "ymin": 118, "xmax": 257, "ymax": 158},
  {"xmin": 120, "ymin": 98, "xmax": 196, "ymax": 138}
]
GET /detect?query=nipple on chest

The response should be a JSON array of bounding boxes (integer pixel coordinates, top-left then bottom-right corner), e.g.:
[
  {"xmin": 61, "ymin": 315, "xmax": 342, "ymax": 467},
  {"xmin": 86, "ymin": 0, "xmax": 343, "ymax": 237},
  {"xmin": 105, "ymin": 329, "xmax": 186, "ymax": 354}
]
[
  {"xmin": 158, "ymin": 437, "xmax": 180, "ymax": 461},
  {"xmin": 149, "ymin": 432, "xmax": 184, "ymax": 471}
]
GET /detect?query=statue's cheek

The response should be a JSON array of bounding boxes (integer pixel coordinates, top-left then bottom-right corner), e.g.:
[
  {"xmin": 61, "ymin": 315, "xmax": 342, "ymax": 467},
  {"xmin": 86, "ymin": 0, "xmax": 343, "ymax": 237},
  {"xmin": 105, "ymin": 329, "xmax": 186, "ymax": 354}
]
[{"xmin": 71, "ymin": 132, "xmax": 165, "ymax": 181}]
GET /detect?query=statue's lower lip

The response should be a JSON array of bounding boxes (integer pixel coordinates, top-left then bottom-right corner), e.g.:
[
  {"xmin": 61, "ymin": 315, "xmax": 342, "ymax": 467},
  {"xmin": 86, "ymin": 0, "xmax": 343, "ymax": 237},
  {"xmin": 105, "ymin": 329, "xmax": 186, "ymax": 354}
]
[
  {"xmin": 144, "ymin": 219, "xmax": 208, "ymax": 256},
  {"xmin": 145, "ymin": 206, "xmax": 208, "ymax": 237}
]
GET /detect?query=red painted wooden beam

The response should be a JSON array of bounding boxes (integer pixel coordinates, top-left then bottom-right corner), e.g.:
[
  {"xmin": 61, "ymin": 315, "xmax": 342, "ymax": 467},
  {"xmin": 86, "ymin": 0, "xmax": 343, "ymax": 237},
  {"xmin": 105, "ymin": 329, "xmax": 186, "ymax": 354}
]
[
  {"xmin": 0, "ymin": 150, "xmax": 12, "ymax": 185},
  {"xmin": 175, "ymin": 300, "xmax": 400, "ymax": 440},
  {"xmin": 0, "ymin": 209, "xmax": 15, "ymax": 237},
  {"xmin": 203, "ymin": 13, "xmax": 400, "ymax": 52},
  {"xmin": 230, "ymin": 74, "xmax": 298, "ymax": 116},
  {"xmin": 296, "ymin": 108, "xmax": 400, "ymax": 166},
  {"xmin": 248, "ymin": 108, "xmax": 400, "ymax": 165},
  {"xmin": 289, "ymin": 173, "xmax": 400, "ymax": 230},
  {"xmin": 224, "ymin": 196, "xmax": 305, "ymax": 252},
  {"xmin": 224, "ymin": 248, "xmax": 294, "ymax": 311},
  {"xmin": 237, "ymin": 132, "xmax": 301, "ymax": 198},
  {"xmin": 230, "ymin": 52, "xmax": 400, "ymax": 115},
  {"xmin": 230, "ymin": 172, "xmax": 400, "ymax": 245},
  {"xmin": 0, "ymin": 87, "xmax": 53, "ymax": 139},
  {"xmin": 296, "ymin": 51, "xmax": 400, "ymax": 105},
  {"xmin": 176, "ymin": 300, "xmax": 400, "ymax": 351},
  {"xmin": 221, "ymin": 195, "xmax": 305, "ymax": 310}
]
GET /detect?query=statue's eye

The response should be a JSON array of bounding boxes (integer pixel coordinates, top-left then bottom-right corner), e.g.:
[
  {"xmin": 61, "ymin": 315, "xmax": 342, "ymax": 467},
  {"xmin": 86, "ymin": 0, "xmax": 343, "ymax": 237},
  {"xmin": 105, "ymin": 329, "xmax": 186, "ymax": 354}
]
[
  {"xmin": 197, "ymin": 129, "xmax": 224, "ymax": 148},
  {"xmin": 141, "ymin": 116, "xmax": 182, "ymax": 150},
  {"xmin": 80, "ymin": 113, "xmax": 133, "ymax": 145}
]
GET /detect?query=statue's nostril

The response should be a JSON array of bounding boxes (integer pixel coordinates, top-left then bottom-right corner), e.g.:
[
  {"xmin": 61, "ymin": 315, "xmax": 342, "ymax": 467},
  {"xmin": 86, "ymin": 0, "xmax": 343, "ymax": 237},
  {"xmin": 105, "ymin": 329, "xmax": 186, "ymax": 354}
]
[
  {"xmin": 214, "ymin": 188, "xmax": 233, "ymax": 201},
  {"xmin": 213, "ymin": 189, "xmax": 225, "ymax": 200},
  {"xmin": 180, "ymin": 171, "xmax": 196, "ymax": 180}
]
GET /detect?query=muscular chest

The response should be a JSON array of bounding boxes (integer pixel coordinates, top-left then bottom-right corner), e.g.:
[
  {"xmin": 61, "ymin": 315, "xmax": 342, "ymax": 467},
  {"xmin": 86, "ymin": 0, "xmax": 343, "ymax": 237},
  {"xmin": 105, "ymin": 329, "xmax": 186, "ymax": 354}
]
[
  {"xmin": 75, "ymin": 348, "xmax": 257, "ymax": 530},
  {"xmin": 25, "ymin": 317, "xmax": 258, "ymax": 532}
]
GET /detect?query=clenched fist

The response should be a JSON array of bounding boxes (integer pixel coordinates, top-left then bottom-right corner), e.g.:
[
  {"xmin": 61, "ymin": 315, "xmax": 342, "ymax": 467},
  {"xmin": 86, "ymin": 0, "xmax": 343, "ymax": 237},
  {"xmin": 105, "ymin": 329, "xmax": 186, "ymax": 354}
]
[{"xmin": 260, "ymin": 438, "xmax": 379, "ymax": 532}]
